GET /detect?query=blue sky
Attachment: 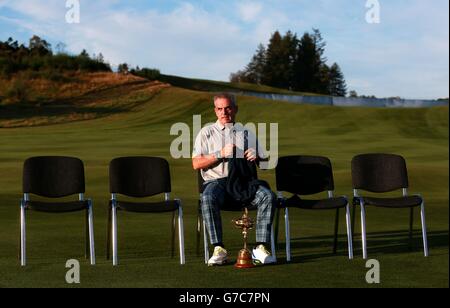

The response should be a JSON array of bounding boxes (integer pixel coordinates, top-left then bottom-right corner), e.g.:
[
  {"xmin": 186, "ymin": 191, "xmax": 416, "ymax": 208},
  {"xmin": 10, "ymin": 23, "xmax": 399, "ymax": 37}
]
[{"xmin": 0, "ymin": 0, "xmax": 448, "ymax": 99}]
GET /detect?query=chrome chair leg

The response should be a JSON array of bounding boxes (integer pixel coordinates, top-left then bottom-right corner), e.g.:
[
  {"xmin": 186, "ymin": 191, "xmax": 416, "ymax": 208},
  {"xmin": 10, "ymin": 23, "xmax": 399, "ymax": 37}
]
[
  {"xmin": 88, "ymin": 200, "xmax": 96, "ymax": 265},
  {"xmin": 360, "ymin": 201, "xmax": 368, "ymax": 260},
  {"xmin": 176, "ymin": 200, "xmax": 186, "ymax": 265},
  {"xmin": 203, "ymin": 219, "xmax": 209, "ymax": 264},
  {"xmin": 345, "ymin": 203, "xmax": 354, "ymax": 259},
  {"xmin": 420, "ymin": 199, "xmax": 429, "ymax": 257},
  {"xmin": 112, "ymin": 201, "xmax": 119, "ymax": 266},
  {"xmin": 20, "ymin": 201, "xmax": 26, "ymax": 267},
  {"xmin": 285, "ymin": 208, "xmax": 291, "ymax": 262}
]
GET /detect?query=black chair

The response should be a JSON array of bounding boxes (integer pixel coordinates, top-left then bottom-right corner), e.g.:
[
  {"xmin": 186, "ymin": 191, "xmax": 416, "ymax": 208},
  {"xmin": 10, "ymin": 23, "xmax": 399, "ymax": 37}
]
[
  {"xmin": 20, "ymin": 156, "xmax": 95, "ymax": 266},
  {"xmin": 351, "ymin": 153, "xmax": 429, "ymax": 259},
  {"xmin": 196, "ymin": 171, "xmax": 276, "ymax": 264},
  {"xmin": 275, "ymin": 155, "xmax": 353, "ymax": 261},
  {"xmin": 107, "ymin": 157, "xmax": 185, "ymax": 265}
]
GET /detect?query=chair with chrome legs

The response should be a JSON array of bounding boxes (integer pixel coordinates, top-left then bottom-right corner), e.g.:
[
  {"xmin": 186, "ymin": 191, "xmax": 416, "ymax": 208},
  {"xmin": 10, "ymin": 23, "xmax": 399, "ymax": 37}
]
[
  {"xmin": 19, "ymin": 156, "xmax": 96, "ymax": 266},
  {"xmin": 107, "ymin": 157, "xmax": 185, "ymax": 266},
  {"xmin": 275, "ymin": 155, "xmax": 354, "ymax": 261},
  {"xmin": 351, "ymin": 153, "xmax": 429, "ymax": 259},
  {"xmin": 196, "ymin": 171, "xmax": 277, "ymax": 264}
]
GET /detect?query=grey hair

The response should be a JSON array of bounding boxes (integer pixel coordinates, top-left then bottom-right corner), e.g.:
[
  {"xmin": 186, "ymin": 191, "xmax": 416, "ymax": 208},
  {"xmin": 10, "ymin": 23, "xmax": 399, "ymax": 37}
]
[{"xmin": 213, "ymin": 93, "xmax": 237, "ymax": 107}]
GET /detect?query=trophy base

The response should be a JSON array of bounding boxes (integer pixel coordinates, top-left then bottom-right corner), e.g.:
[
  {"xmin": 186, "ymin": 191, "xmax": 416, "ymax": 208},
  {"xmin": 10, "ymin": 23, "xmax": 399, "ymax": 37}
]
[{"xmin": 234, "ymin": 248, "xmax": 255, "ymax": 269}]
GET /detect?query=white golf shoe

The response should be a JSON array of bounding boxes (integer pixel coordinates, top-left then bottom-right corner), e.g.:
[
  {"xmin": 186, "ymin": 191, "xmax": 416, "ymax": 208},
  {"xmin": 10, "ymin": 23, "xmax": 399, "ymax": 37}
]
[
  {"xmin": 252, "ymin": 244, "xmax": 276, "ymax": 265},
  {"xmin": 207, "ymin": 246, "xmax": 228, "ymax": 266}
]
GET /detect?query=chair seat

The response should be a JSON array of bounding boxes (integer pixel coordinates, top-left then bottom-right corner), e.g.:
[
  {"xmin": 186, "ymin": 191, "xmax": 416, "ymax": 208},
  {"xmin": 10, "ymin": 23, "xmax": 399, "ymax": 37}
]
[
  {"xmin": 282, "ymin": 195, "xmax": 348, "ymax": 210},
  {"xmin": 25, "ymin": 200, "xmax": 89, "ymax": 213},
  {"xmin": 112, "ymin": 200, "xmax": 179, "ymax": 213},
  {"xmin": 353, "ymin": 195, "xmax": 423, "ymax": 208}
]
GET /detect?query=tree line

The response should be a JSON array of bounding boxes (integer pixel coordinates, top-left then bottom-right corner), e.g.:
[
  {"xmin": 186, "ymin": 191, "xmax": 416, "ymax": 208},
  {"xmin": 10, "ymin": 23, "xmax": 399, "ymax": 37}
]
[
  {"xmin": 0, "ymin": 35, "xmax": 111, "ymax": 76},
  {"xmin": 116, "ymin": 62, "xmax": 161, "ymax": 81},
  {"xmin": 230, "ymin": 29, "xmax": 347, "ymax": 96}
]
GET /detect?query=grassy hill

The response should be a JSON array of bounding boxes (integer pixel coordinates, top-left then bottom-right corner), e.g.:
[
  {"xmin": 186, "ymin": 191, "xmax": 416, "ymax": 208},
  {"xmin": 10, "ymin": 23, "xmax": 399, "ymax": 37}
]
[
  {"xmin": 0, "ymin": 72, "xmax": 169, "ymax": 128},
  {"xmin": 0, "ymin": 73, "xmax": 448, "ymax": 288},
  {"xmin": 158, "ymin": 73, "xmax": 321, "ymax": 96}
]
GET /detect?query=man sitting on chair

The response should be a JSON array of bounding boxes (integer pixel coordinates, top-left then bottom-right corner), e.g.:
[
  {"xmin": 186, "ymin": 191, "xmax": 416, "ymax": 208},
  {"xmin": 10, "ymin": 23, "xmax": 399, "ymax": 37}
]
[{"xmin": 192, "ymin": 93, "xmax": 276, "ymax": 266}]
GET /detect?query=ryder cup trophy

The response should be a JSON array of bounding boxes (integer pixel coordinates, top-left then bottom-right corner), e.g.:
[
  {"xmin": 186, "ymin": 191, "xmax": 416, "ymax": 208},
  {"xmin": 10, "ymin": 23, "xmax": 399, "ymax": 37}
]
[{"xmin": 233, "ymin": 208, "xmax": 255, "ymax": 269}]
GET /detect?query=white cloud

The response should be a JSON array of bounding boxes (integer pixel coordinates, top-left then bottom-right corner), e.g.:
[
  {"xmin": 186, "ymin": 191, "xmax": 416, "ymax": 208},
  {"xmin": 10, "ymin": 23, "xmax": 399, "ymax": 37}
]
[
  {"xmin": 237, "ymin": 1, "xmax": 263, "ymax": 23},
  {"xmin": 55, "ymin": 3, "xmax": 249, "ymax": 80},
  {"xmin": 3, "ymin": 0, "xmax": 64, "ymax": 21}
]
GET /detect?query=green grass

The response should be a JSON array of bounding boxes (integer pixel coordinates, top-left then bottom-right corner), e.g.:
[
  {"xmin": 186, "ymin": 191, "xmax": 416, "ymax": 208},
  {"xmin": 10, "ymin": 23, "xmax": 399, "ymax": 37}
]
[{"xmin": 0, "ymin": 86, "xmax": 448, "ymax": 288}]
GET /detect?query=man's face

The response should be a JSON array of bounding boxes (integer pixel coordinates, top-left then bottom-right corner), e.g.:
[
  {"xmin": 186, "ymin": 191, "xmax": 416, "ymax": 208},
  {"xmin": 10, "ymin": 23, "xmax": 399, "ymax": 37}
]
[{"xmin": 214, "ymin": 98, "xmax": 237, "ymax": 125}]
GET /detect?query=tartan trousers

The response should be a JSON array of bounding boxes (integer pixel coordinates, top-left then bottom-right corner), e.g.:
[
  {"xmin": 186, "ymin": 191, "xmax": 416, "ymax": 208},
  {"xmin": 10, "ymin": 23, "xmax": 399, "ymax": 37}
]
[{"xmin": 201, "ymin": 178, "xmax": 276, "ymax": 245}]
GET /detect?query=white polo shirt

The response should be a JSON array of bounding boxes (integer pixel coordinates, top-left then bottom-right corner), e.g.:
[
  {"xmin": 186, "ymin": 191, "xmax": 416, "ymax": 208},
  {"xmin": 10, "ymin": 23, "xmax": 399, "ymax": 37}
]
[{"xmin": 193, "ymin": 120, "xmax": 266, "ymax": 181}]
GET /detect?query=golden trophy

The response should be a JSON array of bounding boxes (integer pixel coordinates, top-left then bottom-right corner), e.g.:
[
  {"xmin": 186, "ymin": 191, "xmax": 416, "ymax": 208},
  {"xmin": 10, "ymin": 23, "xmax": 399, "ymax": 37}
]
[{"xmin": 233, "ymin": 208, "xmax": 255, "ymax": 269}]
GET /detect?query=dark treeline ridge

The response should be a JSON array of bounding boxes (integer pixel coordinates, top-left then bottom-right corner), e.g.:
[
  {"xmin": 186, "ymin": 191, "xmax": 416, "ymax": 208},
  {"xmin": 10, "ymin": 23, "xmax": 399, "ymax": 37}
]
[
  {"xmin": 129, "ymin": 67, "xmax": 161, "ymax": 81},
  {"xmin": 0, "ymin": 35, "xmax": 111, "ymax": 77},
  {"xmin": 230, "ymin": 29, "xmax": 347, "ymax": 97}
]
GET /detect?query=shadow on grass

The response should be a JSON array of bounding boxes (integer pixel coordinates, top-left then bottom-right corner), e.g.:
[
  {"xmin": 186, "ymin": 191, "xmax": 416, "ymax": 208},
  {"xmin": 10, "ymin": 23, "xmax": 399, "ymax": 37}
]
[
  {"xmin": 274, "ymin": 230, "xmax": 449, "ymax": 264},
  {"xmin": 0, "ymin": 79, "xmax": 154, "ymax": 123},
  {"xmin": 0, "ymin": 103, "xmax": 129, "ymax": 122}
]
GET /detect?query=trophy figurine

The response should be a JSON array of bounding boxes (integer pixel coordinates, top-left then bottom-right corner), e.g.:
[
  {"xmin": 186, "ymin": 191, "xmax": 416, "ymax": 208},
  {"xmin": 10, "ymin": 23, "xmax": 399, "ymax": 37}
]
[{"xmin": 233, "ymin": 208, "xmax": 255, "ymax": 269}]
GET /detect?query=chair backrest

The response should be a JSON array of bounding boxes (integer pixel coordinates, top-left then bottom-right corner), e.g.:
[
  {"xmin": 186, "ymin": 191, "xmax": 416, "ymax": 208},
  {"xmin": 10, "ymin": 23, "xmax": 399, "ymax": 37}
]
[
  {"xmin": 23, "ymin": 156, "xmax": 85, "ymax": 198},
  {"xmin": 109, "ymin": 157, "xmax": 171, "ymax": 197},
  {"xmin": 351, "ymin": 153, "xmax": 408, "ymax": 193},
  {"xmin": 276, "ymin": 155, "xmax": 334, "ymax": 195}
]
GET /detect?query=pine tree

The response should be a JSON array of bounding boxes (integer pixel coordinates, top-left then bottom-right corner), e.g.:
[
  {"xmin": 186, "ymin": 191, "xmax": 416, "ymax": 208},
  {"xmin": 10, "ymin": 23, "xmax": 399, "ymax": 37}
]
[
  {"xmin": 319, "ymin": 63, "xmax": 331, "ymax": 95},
  {"xmin": 328, "ymin": 63, "xmax": 347, "ymax": 97},
  {"xmin": 262, "ymin": 31, "xmax": 284, "ymax": 88},
  {"xmin": 280, "ymin": 31, "xmax": 298, "ymax": 90},
  {"xmin": 293, "ymin": 29, "xmax": 329, "ymax": 94},
  {"xmin": 229, "ymin": 28, "xmax": 347, "ymax": 95},
  {"xmin": 293, "ymin": 32, "xmax": 315, "ymax": 92},
  {"xmin": 262, "ymin": 31, "xmax": 299, "ymax": 89},
  {"xmin": 244, "ymin": 44, "xmax": 266, "ymax": 84}
]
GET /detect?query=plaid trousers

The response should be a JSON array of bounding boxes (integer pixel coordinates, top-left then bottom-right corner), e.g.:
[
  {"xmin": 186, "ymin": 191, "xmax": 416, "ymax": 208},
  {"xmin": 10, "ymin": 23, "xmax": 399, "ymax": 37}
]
[{"xmin": 201, "ymin": 179, "xmax": 276, "ymax": 245}]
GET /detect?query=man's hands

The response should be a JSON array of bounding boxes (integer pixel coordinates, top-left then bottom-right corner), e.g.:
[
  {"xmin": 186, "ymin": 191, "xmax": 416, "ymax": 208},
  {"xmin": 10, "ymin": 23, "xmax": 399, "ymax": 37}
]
[
  {"xmin": 244, "ymin": 148, "xmax": 258, "ymax": 162},
  {"xmin": 219, "ymin": 144, "xmax": 236, "ymax": 159},
  {"xmin": 193, "ymin": 145, "xmax": 258, "ymax": 170},
  {"xmin": 218, "ymin": 144, "xmax": 257, "ymax": 162}
]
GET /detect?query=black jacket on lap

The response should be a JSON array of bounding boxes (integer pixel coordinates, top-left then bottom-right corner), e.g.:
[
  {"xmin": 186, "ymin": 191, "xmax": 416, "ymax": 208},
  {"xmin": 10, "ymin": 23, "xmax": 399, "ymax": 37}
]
[{"xmin": 226, "ymin": 158, "xmax": 270, "ymax": 207}]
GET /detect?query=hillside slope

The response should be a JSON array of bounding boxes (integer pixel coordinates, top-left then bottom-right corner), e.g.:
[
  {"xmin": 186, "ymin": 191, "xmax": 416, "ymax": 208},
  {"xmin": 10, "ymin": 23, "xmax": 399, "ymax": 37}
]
[
  {"xmin": 158, "ymin": 73, "xmax": 320, "ymax": 96},
  {"xmin": 0, "ymin": 72, "xmax": 169, "ymax": 128}
]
